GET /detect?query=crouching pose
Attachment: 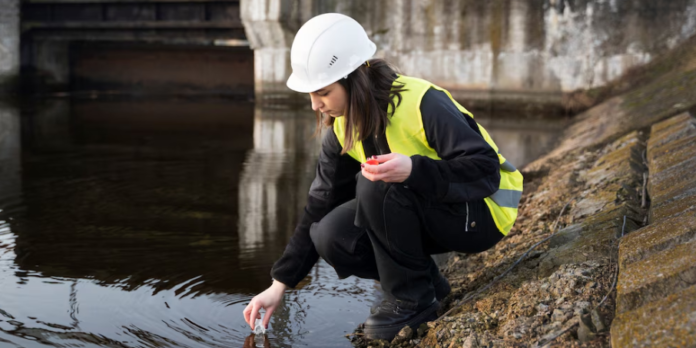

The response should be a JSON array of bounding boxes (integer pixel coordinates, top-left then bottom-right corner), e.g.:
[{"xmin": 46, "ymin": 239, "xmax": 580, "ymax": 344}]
[{"xmin": 243, "ymin": 13, "xmax": 523, "ymax": 341}]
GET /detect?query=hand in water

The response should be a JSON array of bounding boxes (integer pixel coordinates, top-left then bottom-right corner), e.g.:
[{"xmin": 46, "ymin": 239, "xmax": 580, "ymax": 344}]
[{"xmin": 243, "ymin": 280, "xmax": 287, "ymax": 330}]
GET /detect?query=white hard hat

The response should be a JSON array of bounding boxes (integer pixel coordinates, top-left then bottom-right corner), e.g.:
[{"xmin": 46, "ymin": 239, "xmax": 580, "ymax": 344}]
[{"xmin": 286, "ymin": 13, "xmax": 377, "ymax": 93}]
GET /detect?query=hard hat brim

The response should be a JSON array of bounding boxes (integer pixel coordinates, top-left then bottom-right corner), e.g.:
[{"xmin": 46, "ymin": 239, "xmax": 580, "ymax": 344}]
[{"xmin": 286, "ymin": 72, "xmax": 333, "ymax": 93}]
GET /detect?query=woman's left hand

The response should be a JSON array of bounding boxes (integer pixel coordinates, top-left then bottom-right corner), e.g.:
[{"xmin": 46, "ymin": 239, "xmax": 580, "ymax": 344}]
[{"xmin": 361, "ymin": 153, "xmax": 412, "ymax": 183}]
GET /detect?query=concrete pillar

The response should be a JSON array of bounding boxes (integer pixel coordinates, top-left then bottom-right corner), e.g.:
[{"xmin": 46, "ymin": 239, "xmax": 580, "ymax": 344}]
[
  {"xmin": 0, "ymin": 101, "xmax": 21, "ymax": 205},
  {"xmin": 0, "ymin": 0, "xmax": 20, "ymax": 92},
  {"xmin": 241, "ymin": 0, "xmax": 306, "ymax": 98}
]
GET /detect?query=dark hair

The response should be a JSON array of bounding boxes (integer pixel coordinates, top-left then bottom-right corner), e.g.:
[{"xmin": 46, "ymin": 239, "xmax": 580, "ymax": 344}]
[{"xmin": 315, "ymin": 58, "xmax": 406, "ymax": 155}]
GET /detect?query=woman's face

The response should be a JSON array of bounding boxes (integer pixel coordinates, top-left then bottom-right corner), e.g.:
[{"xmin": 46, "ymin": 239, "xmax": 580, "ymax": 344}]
[{"xmin": 309, "ymin": 82, "xmax": 347, "ymax": 117}]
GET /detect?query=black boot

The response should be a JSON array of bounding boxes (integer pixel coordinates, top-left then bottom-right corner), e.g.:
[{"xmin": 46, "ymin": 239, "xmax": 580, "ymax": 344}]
[
  {"xmin": 431, "ymin": 261, "xmax": 451, "ymax": 301},
  {"xmin": 370, "ymin": 275, "xmax": 450, "ymax": 314},
  {"xmin": 433, "ymin": 273, "xmax": 451, "ymax": 301},
  {"xmin": 364, "ymin": 296, "xmax": 439, "ymax": 340}
]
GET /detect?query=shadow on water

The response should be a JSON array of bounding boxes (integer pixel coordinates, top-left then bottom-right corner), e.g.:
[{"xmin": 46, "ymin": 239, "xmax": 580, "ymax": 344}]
[{"xmin": 0, "ymin": 97, "xmax": 566, "ymax": 347}]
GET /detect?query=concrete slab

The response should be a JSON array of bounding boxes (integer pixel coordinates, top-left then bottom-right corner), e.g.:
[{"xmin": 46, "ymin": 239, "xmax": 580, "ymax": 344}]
[
  {"xmin": 650, "ymin": 186, "xmax": 696, "ymax": 222},
  {"xmin": 571, "ymin": 131, "xmax": 646, "ymax": 219},
  {"xmin": 586, "ymin": 144, "xmax": 644, "ymax": 188},
  {"xmin": 649, "ymin": 155, "xmax": 696, "ymax": 205},
  {"xmin": 619, "ymin": 212, "xmax": 696, "ymax": 269},
  {"xmin": 648, "ymin": 112, "xmax": 695, "ymax": 145},
  {"xmin": 611, "ymin": 284, "xmax": 696, "ymax": 348},
  {"xmin": 616, "ymin": 239, "xmax": 696, "ymax": 314},
  {"xmin": 648, "ymin": 133, "xmax": 696, "ymax": 174}
]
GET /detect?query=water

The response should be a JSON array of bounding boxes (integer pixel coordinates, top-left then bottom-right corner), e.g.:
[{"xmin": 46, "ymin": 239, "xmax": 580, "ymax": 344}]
[{"xmin": 0, "ymin": 97, "xmax": 565, "ymax": 347}]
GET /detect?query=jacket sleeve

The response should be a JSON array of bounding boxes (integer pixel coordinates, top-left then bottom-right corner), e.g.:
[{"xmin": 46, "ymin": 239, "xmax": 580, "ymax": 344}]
[
  {"xmin": 403, "ymin": 88, "xmax": 500, "ymax": 203},
  {"xmin": 270, "ymin": 128, "xmax": 361, "ymax": 288}
]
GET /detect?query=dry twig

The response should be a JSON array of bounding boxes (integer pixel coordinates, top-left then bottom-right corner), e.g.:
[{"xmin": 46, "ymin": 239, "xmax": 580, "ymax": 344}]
[{"xmin": 641, "ymin": 172, "xmax": 649, "ymax": 209}]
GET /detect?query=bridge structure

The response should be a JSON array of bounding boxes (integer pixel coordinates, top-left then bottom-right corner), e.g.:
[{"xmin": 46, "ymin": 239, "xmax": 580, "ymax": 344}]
[
  {"xmin": 19, "ymin": 0, "xmax": 254, "ymax": 96},
  {"xmin": 2, "ymin": 0, "xmax": 696, "ymax": 106}
]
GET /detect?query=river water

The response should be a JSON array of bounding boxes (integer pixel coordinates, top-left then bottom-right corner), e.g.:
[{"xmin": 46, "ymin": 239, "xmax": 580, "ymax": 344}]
[{"xmin": 0, "ymin": 97, "xmax": 565, "ymax": 347}]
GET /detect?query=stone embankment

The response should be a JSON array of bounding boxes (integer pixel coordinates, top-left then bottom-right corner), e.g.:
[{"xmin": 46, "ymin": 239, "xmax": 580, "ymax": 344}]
[
  {"xmin": 349, "ymin": 36, "xmax": 696, "ymax": 348},
  {"xmin": 610, "ymin": 113, "xmax": 696, "ymax": 348}
]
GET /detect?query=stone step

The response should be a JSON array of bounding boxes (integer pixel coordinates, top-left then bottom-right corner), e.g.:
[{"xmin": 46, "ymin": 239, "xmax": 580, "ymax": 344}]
[
  {"xmin": 611, "ymin": 284, "xmax": 696, "ymax": 348},
  {"xmin": 650, "ymin": 185, "xmax": 696, "ymax": 222},
  {"xmin": 649, "ymin": 155, "xmax": 696, "ymax": 207},
  {"xmin": 585, "ymin": 131, "xmax": 646, "ymax": 188},
  {"xmin": 619, "ymin": 211, "xmax": 696, "ymax": 269},
  {"xmin": 571, "ymin": 131, "xmax": 646, "ymax": 219},
  {"xmin": 616, "ymin": 238, "xmax": 696, "ymax": 314},
  {"xmin": 647, "ymin": 131, "xmax": 696, "ymax": 174},
  {"xmin": 647, "ymin": 112, "xmax": 696, "ymax": 222},
  {"xmin": 647, "ymin": 112, "xmax": 695, "ymax": 149},
  {"xmin": 648, "ymin": 112, "xmax": 693, "ymax": 139}
]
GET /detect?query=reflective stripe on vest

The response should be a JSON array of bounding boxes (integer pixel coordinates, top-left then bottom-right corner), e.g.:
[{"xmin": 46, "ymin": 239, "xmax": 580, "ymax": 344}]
[
  {"xmin": 501, "ymin": 160, "xmax": 517, "ymax": 172},
  {"xmin": 490, "ymin": 189, "xmax": 523, "ymax": 208},
  {"xmin": 333, "ymin": 75, "xmax": 523, "ymax": 235}
]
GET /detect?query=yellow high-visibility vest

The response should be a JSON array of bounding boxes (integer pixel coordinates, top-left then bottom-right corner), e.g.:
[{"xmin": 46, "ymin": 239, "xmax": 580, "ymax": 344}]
[{"xmin": 333, "ymin": 75, "xmax": 523, "ymax": 235}]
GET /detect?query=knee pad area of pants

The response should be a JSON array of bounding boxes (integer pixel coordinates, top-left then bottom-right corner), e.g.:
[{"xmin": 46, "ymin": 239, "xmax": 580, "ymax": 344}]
[
  {"xmin": 356, "ymin": 174, "xmax": 389, "ymax": 210},
  {"xmin": 309, "ymin": 220, "xmax": 345, "ymax": 263}
]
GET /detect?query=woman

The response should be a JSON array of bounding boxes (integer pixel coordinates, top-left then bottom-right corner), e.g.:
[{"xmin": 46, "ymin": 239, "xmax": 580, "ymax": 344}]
[{"xmin": 243, "ymin": 13, "xmax": 523, "ymax": 341}]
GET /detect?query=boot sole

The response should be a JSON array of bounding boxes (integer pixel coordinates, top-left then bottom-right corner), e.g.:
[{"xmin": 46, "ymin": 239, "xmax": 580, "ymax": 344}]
[{"xmin": 363, "ymin": 301, "xmax": 440, "ymax": 340}]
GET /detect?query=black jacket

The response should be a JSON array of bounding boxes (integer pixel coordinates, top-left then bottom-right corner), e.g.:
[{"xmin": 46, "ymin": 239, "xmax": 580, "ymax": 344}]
[{"xmin": 270, "ymin": 88, "xmax": 501, "ymax": 288}]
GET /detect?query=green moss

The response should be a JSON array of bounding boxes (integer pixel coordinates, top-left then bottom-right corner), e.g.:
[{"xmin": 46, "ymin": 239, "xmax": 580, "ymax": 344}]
[
  {"xmin": 612, "ymin": 285, "xmax": 696, "ymax": 348},
  {"xmin": 617, "ymin": 240, "xmax": 696, "ymax": 313},
  {"xmin": 619, "ymin": 212, "xmax": 696, "ymax": 268}
]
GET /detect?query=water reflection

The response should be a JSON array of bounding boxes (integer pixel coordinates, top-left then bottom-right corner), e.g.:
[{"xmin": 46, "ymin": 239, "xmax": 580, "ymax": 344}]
[
  {"xmin": 0, "ymin": 100, "xmax": 20, "ymax": 292},
  {"xmin": 244, "ymin": 334, "xmax": 271, "ymax": 348},
  {"xmin": 0, "ymin": 100, "xmax": 21, "ymax": 212},
  {"xmin": 238, "ymin": 105, "xmax": 320, "ymax": 263}
]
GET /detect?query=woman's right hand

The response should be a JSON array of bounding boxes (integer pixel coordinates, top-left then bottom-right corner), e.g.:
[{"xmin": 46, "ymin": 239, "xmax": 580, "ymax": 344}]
[{"xmin": 243, "ymin": 280, "xmax": 287, "ymax": 330}]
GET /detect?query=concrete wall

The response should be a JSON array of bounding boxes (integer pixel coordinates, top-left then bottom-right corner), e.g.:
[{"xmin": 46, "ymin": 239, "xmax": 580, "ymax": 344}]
[
  {"xmin": 0, "ymin": 0, "xmax": 20, "ymax": 92},
  {"xmin": 242, "ymin": 0, "xmax": 696, "ymax": 103}
]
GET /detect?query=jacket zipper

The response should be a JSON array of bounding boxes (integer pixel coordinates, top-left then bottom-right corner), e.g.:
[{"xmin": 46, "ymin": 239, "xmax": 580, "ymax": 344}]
[{"xmin": 465, "ymin": 202, "xmax": 469, "ymax": 232}]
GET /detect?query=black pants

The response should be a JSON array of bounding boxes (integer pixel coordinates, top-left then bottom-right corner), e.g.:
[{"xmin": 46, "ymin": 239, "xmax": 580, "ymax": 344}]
[{"xmin": 309, "ymin": 174, "xmax": 504, "ymax": 307}]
